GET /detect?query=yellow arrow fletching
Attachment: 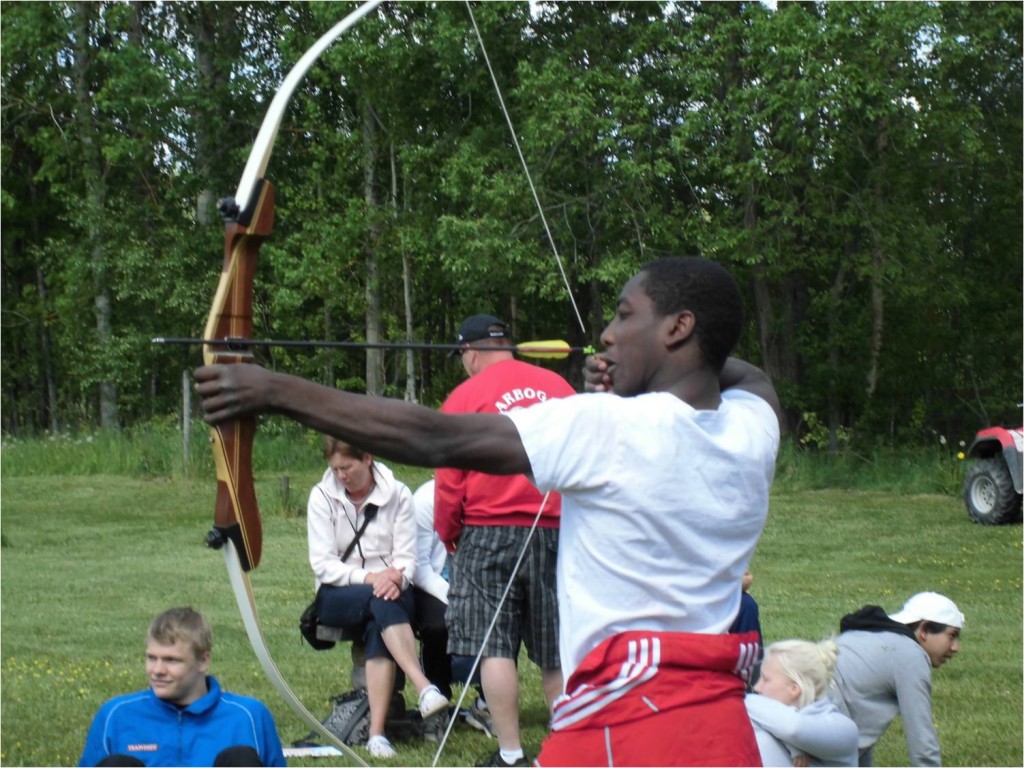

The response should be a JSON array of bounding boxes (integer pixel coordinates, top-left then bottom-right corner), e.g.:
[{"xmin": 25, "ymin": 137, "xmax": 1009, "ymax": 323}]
[{"xmin": 515, "ymin": 340, "xmax": 573, "ymax": 359}]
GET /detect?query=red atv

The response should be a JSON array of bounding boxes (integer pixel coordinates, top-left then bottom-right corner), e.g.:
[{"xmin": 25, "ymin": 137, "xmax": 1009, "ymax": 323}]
[{"xmin": 962, "ymin": 426, "xmax": 1024, "ymax": 525}]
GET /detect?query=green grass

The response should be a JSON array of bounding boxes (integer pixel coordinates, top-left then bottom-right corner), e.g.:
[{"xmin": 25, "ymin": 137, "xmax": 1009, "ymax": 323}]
[
  {"xmin": 1, "ymin": 433, "xmax": 1021, "ymax": 766},
  {"xmin": 0, "ymin": 420, "xmax": 328, "ymax": 482}
]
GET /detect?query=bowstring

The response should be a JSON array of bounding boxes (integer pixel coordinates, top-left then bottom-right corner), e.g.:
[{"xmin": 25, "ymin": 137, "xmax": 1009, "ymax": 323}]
[
  {"xmin": 465, "ymin": 1, "xmax": 587, "ymax": 337},
  {"xmin": 430, "ymin": 492, "xmax": 551, "ymax": 766},
  {"xmin": 432, "ymin": 7, "xmax": 584, "ymax": 764}
]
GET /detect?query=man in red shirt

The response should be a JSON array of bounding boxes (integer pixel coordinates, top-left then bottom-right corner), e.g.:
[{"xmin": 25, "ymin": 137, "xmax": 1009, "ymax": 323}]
[{"xmin": 435, "ymin": 314, "xmax": 575, "ymax": 767}]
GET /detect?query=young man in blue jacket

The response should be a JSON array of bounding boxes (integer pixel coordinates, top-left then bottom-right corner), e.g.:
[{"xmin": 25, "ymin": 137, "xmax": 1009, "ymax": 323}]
[{"xmin": 79, "ymin": 607, "xmax": 286, "ymax": 767}]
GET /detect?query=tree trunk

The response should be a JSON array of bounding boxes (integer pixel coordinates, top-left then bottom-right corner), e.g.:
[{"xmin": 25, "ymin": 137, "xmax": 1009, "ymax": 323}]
[
  {"xmin": 36, "ymin": 265, "xmax": 59, "ymax": 434},
  {"xmin": 322, "ymin": 305, "xmax": 335, "ymax": 387},
  {"xmin": 28, "ymin": 173, "xmax": 60, "ymax": 433},
  {"xmin": 390, "ymin": 140, "xmax": 417, "ymax": 403},
  {"xmin": 191, "ymin": 5, "xmax": 224, "ymax": 226},
  {"xmin": 751, "ymin": 263, "xmax": 803, "ymax": 435},
  {"xmin": 827, "ymin": 259, "xmax": 848, "ymax": 454},
  {"xmin": 72, "ymin": 2, "xmax": 118, "ymax": 429},
  {"xmin": 866, "ymin": 120, "xmax": 889, "ymax": 400},
  {"xmin": 866, "ymin": 243, "xmax": 885, "ymax": 400},
  {"xmin": 362, "ymin": 100, "xmax": 383, "ymax": 396}
]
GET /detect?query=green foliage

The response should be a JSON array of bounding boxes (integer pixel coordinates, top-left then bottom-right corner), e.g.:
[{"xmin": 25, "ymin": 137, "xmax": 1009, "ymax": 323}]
[
  {"xmin": 0, "ymin": 418, "xmax": 335, "ymax": 482},
  {"xmin": 796, "ymin": 411, "xmax": 852, "ymax": 451},
  {"xmin": 2, "ymin": 422, "xmax": 187, "ymax": 478},
  {"xmin": 775, "ymin": 439, "xmax": 968, "ymax": 497},
  {"xmin": 2, "ymin": 2, "xmax": 1021, "ymax": 445}
]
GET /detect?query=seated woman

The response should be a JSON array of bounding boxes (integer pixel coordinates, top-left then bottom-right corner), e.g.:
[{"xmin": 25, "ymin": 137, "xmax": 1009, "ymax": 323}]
[
  {"xmin": 308, "ymin": 437, "xmax": 448, "ymax": 759},
  {"xmin": 745, "ymin": 639, "xmax": 859, "ymax": 767}
]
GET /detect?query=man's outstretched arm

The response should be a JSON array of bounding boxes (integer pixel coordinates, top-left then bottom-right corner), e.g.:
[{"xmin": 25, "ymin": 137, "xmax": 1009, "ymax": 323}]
[{"xmin": 194, "ymin": 363, "xmax": 531, "ymax": 475}]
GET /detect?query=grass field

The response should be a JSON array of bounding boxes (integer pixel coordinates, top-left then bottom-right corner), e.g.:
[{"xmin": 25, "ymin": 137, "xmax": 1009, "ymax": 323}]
[{"xmin": 1, "ymin": 436, "xmax": 1021, "ymax": 766}]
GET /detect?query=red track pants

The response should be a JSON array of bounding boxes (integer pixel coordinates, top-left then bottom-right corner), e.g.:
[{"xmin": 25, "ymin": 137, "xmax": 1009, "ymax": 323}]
[{"xmin": 536, "ymin": 630, "xmax": 762, "ymax": 767}]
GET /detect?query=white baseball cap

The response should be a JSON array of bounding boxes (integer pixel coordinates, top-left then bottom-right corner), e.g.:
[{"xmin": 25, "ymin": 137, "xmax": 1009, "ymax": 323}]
[{"xmin": 889, "ymin": 592, "xmax": 964, "ymax": 629}]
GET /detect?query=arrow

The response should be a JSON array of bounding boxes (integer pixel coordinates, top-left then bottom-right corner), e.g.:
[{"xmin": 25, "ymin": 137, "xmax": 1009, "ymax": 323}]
[{"xmin": 152, "ymin": 337, "xmax": 594, "ymax": 360}]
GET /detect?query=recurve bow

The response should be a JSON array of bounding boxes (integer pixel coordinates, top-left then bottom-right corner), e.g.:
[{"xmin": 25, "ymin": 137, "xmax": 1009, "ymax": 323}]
[{"xmin": 202, "ymin": 3, "xmax": 385, "ymax": 764}]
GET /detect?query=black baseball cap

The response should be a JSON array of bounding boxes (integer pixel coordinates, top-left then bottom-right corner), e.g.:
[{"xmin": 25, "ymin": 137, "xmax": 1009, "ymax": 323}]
[{"xmin": 449, "ymin": 314, "xmax": 509, "ymax": 357}]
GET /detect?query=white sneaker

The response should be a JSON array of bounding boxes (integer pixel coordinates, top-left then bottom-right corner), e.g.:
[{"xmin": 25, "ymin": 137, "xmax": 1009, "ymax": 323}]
[
  {"xmin": 366, "ymin": 734, "xmax": 397, "ymax": 759},
  {"xmin": 418, "ymin": 684, "xmax": 449, "ymax": 718}
]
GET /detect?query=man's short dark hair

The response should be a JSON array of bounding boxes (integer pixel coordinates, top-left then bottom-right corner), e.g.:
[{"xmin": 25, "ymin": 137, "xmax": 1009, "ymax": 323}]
[
  {"xmin": 639, "ymin": 257, "xmax": 743, "ymax": 372},
  {"xmin": 906, "ymin": 620, "xmax": 953, "ymax": 636}
]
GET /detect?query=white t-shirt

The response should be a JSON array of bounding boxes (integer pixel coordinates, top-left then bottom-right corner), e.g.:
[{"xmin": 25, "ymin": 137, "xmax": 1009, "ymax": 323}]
[{"xmin": 506, "ymin": 389, "xmax": 779, "ymax": 679}]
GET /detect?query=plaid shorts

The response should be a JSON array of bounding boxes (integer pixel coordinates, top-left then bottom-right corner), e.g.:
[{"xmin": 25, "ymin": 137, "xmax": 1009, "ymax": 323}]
[{"xmin": 447, "ymin": 525, "xmax": 560, "ymax": 670}]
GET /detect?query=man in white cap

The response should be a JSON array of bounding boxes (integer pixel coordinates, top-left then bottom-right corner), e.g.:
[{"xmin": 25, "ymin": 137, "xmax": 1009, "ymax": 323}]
[{"xmin": 829, "ymin": 592, "xmax": 964, "ymax": 766}]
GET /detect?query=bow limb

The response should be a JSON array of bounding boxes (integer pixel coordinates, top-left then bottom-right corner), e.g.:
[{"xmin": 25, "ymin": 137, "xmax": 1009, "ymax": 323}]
[
  {"xmin": 233, "ymin": 0, "xmax": 386, "ymax": 216},
  {"xmin": 206, "ymin": 176, "xmax": 373, "ymax": 766},
  {"xmin": 224, "ymin": 543, "xmax": 368, "ymax": 767}
]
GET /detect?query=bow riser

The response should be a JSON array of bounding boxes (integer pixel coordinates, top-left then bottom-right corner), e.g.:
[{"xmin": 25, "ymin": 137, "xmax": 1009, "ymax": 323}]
[{"xmin": 203, "ymin": 180, "xmax": 275, "ymax": 572}]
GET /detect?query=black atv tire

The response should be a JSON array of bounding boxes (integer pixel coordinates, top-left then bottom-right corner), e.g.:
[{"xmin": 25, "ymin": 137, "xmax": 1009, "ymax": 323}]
[{"xmin": 963, "ymin": 457, "xmax": 1022, "ymax": 525}]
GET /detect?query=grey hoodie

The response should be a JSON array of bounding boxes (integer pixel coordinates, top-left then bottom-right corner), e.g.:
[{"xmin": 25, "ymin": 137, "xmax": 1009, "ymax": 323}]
[{"xmin": 828, "ymin": 607, "xmax": 940, "ymax": 766}]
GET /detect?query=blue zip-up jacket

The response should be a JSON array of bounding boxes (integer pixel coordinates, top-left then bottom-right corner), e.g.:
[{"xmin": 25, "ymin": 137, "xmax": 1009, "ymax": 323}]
[{"xmin": 79, "ymin": 675, "xmax": 286, "ymax": 766}]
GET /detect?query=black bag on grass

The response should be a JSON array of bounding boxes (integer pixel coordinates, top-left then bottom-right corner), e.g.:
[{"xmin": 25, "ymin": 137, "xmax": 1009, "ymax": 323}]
[
  {"xmin": 322, "ymin": 688, "xmax": 372, "ymax": 745},
  {"xmin": 295, "ymin": 688, "xmax": 428, "ymax": 748}
]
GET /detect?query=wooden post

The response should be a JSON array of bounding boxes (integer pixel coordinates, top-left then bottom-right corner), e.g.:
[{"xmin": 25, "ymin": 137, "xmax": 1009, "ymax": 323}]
[
  {"xmin": 182, "ymin": 369, "xmax": 191, "ymax": 472},
  {"xmin": 280, "ymin": 475, "xmax": 290, "ymax": 514}
]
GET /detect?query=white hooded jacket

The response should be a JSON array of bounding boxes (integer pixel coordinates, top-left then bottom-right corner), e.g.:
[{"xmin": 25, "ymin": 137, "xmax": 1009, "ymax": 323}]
[
  {"xmin": 411, "ymin": 479, "xmax": 450, "ymax": 603},
  {"xmin": 307, "ymin": 460, "xmax": 416, "ymax": 591}
]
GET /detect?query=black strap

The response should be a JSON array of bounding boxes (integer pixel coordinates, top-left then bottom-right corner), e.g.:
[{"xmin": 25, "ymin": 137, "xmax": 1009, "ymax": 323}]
[{"xmin": 341, "ymin": 503, "xmax": 378, "ymax": 563}]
